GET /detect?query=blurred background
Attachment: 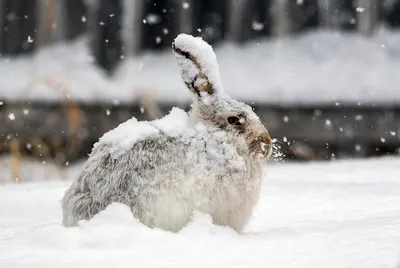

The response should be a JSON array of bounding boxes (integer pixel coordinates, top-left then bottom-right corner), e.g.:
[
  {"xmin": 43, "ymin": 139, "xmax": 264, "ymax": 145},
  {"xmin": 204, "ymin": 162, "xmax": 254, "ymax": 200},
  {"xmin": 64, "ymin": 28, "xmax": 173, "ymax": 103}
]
[{"xmin": 1, "ymin": 0, "xmax": 400, "ymax": 182}]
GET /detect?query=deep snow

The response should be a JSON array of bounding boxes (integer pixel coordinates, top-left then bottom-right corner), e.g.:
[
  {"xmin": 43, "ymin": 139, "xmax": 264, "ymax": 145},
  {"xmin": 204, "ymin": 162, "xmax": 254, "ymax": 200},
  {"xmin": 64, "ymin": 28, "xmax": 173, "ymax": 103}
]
[
  {"xmin": 1, "ymin": 157, "xmax": 400, "ymax": 268},
  {"xmin": 1, "ymin": 28, "xmax": 400, "ymax": 104}
]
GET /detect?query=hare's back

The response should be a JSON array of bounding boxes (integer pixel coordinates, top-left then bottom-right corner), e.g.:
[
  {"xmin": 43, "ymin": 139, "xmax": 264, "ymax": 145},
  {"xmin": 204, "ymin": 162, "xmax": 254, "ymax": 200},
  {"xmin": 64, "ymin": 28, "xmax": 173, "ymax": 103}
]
[{"xmin": 87, "ymin": 134, "xmax": 188, "ymax": 182}]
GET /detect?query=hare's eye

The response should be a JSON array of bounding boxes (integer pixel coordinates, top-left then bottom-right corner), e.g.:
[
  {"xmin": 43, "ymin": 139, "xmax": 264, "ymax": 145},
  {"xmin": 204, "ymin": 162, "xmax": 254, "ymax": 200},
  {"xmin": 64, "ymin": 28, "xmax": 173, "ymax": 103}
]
[{"xmin": 227, "ymin": 116, "xmax": 242, "ymax": 126}]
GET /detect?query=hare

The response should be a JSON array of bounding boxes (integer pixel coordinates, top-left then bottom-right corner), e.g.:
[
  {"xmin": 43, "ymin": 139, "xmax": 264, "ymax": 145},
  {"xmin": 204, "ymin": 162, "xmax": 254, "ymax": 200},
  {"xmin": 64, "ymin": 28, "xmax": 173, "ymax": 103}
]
[{"xmin": 62, "ymin": 34, "xmax": 273, "ymax": 233}]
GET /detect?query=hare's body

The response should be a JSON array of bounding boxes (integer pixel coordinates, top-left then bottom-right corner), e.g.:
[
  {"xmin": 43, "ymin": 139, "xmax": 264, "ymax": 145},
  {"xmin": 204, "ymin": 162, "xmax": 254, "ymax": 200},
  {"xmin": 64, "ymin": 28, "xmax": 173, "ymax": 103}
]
[
  {"xmin": 62, "ymin": 34, "xmax": 272, "ymax": 232},
  {"xmin": 62, "ymin": 117, "xmax": 263, "ymax": 232}
]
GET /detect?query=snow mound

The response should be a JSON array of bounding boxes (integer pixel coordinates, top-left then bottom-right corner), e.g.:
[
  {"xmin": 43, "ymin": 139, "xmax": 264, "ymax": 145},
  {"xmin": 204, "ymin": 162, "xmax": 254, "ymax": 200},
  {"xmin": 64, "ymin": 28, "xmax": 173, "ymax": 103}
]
[
  {"xmin": 4, "ymin": 203, "xmax": 234, "ymax": 252},
  {"xmin": 1, "ymin": 157, "xmax": 400, "ymax": 267},
  {"xmin": 1, "ymin": 28, "xmax": 400, "ymax": 104}
]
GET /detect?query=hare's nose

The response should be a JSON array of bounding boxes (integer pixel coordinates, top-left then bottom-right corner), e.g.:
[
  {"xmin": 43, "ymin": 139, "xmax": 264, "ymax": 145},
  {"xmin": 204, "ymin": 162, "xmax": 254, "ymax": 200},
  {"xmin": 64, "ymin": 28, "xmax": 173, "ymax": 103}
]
[{"xmin": 263, "ymin": 132, "xmax": 272, "ymax": 146}]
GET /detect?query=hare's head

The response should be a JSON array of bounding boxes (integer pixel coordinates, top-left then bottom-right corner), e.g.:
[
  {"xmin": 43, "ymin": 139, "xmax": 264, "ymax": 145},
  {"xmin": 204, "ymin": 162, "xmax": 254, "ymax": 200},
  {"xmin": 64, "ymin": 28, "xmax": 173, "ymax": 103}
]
[{"xmin": 173, "ymin": 34, "xmax": 272, "ymax": 160}]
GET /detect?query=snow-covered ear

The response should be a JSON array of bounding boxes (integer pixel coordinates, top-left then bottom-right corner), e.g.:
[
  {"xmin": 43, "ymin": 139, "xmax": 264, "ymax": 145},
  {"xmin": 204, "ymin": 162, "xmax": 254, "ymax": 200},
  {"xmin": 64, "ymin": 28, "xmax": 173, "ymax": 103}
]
[{"xmin": 172, "ymin": 34, "xmax": 224, "ymax": 103}]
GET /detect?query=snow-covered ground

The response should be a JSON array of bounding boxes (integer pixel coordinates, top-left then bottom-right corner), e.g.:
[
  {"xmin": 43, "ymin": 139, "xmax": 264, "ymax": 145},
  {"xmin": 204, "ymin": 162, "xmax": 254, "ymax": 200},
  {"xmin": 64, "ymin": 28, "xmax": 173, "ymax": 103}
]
[
  {"xmin": 1, "ymin": 157, "xmax": 400, "ymax": 268},
  {"xmin": 1, "ymin": 28, "xmax": 400, "ymax": 105}
]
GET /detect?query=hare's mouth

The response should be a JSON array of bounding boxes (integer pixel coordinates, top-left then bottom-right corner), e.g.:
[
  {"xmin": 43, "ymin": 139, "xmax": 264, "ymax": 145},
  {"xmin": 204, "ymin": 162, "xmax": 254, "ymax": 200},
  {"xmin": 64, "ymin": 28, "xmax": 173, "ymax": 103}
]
[{"xmin": 249, "ymin": 138, "xmax": 273, "ymax": 160}]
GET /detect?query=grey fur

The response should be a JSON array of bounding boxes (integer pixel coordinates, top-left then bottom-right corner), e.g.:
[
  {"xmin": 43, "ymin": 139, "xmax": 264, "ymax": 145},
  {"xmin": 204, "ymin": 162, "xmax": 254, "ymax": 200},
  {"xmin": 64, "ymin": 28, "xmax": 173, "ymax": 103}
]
[{"xmin": 62, "ymin": 35, "xmax": 272, "ymax": 233}]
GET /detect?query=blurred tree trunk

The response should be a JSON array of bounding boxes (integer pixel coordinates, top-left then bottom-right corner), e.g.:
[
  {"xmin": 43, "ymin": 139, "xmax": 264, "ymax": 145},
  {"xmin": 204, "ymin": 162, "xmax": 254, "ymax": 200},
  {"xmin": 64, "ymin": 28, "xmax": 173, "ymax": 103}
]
[
  {"xmin": 64, "ymin": 0, "xmax": 87, "ymax": 40},
  {"xmin": 89, "ymin": 0, "xmax": 124, "ymax": 74},
  {"xmin": 122, "ymin": 0, "xmax": 143, "ymax": 56},
  {"xmin": 317, "ymin": 0, "xmax": 356, "ymax": 30},
  {"xmin": 198, "ymin": 0, "xmax": 226, "ymax": 44},
  {"xmin": 176, "ymin": 0, "xmax": 195, "ymax": 35},
  {"xmin": 0, "ymin": 0, "xmax": 36, "ymax": 55},
  {"xmin": 271, "ymin": 0, "xmax": 292, "ymax": 36},
  {"xmin": 226, "ymin": 0, "xmax": 253, "ymax": 42},
  {"xmin": 385, "ymin": 0, "xmax": 400, "ymax": 27},
  {"xmin": 290, "ymin": 0, "xmax": 319, "ymax": 32},
  {"xmin": 317, "ymin": 0, "xmax": 339, "ymax": 28},
  {"xmin": 36, "ymin": 0, "xmax": 66, "ymax": 46},
  {"xmin": 355, "ymin": 0, "xmax": 378, "ymax": 35}
]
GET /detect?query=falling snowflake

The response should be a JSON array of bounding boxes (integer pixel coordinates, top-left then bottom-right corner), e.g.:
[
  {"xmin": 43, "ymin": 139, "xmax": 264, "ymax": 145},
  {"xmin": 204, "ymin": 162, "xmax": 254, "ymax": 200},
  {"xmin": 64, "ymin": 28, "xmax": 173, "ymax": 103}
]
[
  {"xmin": 8, "ymin": 113, "xmax": 15, "ymax": 120},
  {"xmin": 155, "ymin": 36, "xmax": 162, "ymax": 44},
  {"xmin": 380, "ymin": 137, "xmax": 386, "ymax": 143},
  {"xmin": 355, "ymin": 114, "xmax": 363, "ymax": 121},
  {"xmin": 106, "ymin": 109, "xmax": 111, "ymax": 116},
  {"xmin": 182, "ymin": 2, "xmax": 190, "ymax": 9},
  {"xmin": 81, "ymin": 16, "xmax": 86, "ymax": 22},
  {"xmin": 27, "ymin": 35, "xmax": 34, "ymax": 43},
  {"xmin": 252, "ymin": 21, "xmax": 264, "ymax": 31},
  {"xmin": 7, "ymin": 13, "xmax": 16, "ymax": 21},
  {"xmin": 356, "ymin": 7, "xmax": 365, "ymax": 12},
  {"xmin": 314, "ymin": 109, "xmax": 322, "ymax": 116},
  {"xmin": 283, "ymin": 115, "xmax": 289, "ymax": 123},
  {"xmin": 146, "ymin": 14, "xmax": 161, "ymax": 25}
]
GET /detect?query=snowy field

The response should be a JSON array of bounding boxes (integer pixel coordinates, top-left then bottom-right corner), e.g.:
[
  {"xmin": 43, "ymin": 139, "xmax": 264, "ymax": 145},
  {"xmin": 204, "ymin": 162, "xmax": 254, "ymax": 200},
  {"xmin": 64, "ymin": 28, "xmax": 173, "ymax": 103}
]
[
  {"xmin": 1, "ymin": 157, "xmax": 400, "ymax": 268},
  {"xmin": 1, "ymin": 28, "xmax": 400, "ymax": 105}
]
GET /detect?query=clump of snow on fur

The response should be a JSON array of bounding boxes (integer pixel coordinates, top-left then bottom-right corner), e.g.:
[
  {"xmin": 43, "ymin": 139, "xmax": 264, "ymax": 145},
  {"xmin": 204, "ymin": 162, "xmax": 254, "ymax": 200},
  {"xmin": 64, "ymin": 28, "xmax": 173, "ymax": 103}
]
[
  {"xmin": 95, "ymin": 107, "xmax": 189, "ymax": 157},
  {"xmin": 153, "ymin": 107, "xmax": 190, "ymax": 135},
  {"xmin": 173, "ymin": 34, "xmax": 224, "ymax": 96},
  {"xmin": 96, "ymin": 116, "xmax": 154, "ymax": 149}
]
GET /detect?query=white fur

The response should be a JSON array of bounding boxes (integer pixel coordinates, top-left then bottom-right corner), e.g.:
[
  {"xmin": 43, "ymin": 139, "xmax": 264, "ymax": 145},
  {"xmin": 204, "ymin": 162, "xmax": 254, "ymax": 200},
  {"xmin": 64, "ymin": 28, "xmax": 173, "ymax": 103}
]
[{"xmin": 62, "ymin": 34, "xmax": 271, "ymax": 233}]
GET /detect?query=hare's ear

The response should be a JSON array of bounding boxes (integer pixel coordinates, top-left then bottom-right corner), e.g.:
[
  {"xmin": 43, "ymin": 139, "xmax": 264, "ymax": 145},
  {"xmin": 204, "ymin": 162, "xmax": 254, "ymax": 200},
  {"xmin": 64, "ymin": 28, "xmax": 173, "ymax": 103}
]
[{"xmin": 172, "ymin": 34, "xmax": 224, "ymax": 103}]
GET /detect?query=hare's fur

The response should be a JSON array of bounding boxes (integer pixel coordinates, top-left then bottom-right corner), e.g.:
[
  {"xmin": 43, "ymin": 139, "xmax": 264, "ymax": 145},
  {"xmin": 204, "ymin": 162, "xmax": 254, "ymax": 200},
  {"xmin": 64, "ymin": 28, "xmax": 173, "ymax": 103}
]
[
  {"xmin": 62, "ymin": 34, "xmax": 271, "ymax": 233},
  {"xmin": 62, "ymin": 122, "xmax": 263, "ymax": 232}
]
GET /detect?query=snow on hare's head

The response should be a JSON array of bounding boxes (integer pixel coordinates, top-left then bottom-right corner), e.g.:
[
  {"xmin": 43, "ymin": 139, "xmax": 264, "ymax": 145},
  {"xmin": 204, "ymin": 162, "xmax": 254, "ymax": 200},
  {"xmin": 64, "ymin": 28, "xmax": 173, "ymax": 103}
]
[{"xmin": 173, "ymin": 34, "xmax": 272, "ymax": 159}]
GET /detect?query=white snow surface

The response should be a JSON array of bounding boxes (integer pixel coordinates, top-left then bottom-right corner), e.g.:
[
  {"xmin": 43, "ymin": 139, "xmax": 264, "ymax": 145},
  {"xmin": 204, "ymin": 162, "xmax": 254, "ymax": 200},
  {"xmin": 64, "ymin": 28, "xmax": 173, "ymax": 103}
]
[
  {"xmin": 1, "ymin": 157, "xmax": 400, "ymax": 268},
  {"xmin": 1, "ymin": 28, "xmax": 400, "ymax": 104}
]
